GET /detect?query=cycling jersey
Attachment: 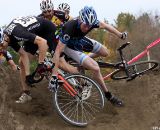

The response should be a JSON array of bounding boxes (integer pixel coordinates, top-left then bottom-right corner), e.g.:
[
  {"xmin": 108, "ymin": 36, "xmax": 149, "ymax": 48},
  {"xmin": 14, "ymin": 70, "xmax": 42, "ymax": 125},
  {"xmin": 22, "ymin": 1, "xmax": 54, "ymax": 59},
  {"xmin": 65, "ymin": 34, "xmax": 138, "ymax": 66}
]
[
  {"xmin": 51, "ymin": 10, "xmax": 69, "ymax": 26},
  {"xmin": 59, "ymin": 19, "xmax": 100, "ymax": 52},
  {"xmin": 4, "ymin": 16, "xmax": 57, "ymax": 54},
  {"xmin": 38, "ymin": 10, "xmax": 69, "ymax": 26},
  {"xmin": 0, "ymin": 50, "xmax": 12, "ymax": 63},
  {"xmin": 38, "ymin": 10, "xmax": 71, "ymax": 39},
  {"xmin": 64, "ymin": 38, "xmax": 101, "ymax": 64}
]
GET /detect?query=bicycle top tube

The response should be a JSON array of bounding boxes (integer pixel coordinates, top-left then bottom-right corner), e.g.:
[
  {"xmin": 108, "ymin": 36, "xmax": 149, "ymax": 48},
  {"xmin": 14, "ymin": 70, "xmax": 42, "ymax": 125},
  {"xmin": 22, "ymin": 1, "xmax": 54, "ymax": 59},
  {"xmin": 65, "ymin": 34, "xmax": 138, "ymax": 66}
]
[
  {"xmin": 146, "ymin": 38, "xmax": 160, "ymax": 49},
  {"xmin": 128, "ymin": 38, "xmax": 160, "ymax": 65}
]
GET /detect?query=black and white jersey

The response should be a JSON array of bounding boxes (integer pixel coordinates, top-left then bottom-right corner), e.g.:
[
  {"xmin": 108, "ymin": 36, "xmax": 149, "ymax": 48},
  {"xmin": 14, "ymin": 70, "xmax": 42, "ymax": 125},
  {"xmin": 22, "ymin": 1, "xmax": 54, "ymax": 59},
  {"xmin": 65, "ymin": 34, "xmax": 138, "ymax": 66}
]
[{"xmin": 4, "ymin": 16, "xmax": 57, "ymax": 53}]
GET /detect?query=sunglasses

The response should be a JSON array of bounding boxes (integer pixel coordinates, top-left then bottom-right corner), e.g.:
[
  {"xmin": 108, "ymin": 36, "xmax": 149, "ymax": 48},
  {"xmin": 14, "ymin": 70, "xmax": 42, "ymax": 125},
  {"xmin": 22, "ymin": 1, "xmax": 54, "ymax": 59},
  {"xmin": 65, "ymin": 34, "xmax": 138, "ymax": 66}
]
[{"xmin": 43, "ymin": 10, "xmax": 52, "ymax": 14}]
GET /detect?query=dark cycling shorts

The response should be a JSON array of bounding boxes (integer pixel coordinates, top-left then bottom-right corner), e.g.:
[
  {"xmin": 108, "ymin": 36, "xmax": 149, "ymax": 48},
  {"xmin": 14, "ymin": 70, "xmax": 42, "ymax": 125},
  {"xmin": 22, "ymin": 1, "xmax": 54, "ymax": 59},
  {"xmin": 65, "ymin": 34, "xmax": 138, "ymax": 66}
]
[
  {"xmin": 8, "ymin": 25, "xmax": 37, "ymax": 52},
  {"xmin": 67, "ymin": 36, "xmax": 101, "ymax": 52},
  {"xmin": 23, "ymin": 42, "xmax": 38, "ymax": 55},
  {"xmin": 7, "ymin": 18, "xmax": 57, "ymax": 53},
  {"xmin": 22, "ymin": 19, "xmax": 58, "ymax": 54},
  {"xmin": 9, "ymin": 41, "xmax": 21, "ymax": 52}
]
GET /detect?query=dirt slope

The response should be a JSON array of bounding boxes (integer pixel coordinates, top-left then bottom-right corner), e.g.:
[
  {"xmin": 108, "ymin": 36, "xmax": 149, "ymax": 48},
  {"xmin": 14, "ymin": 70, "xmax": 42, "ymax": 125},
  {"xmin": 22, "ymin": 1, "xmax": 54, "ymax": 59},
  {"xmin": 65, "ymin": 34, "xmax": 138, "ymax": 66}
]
[{"xmin": 0, "ymin": 66, "xmax": 160, "ymax": 130}]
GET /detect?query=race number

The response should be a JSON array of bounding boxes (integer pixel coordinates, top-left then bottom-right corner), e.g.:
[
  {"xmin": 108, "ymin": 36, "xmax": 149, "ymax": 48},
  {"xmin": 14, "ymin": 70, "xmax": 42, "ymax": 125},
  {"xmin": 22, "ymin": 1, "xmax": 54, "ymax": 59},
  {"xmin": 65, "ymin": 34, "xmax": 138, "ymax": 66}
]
[{"xmin": 13, "ymin": 16, "xmax": 37, "ymax": 27}]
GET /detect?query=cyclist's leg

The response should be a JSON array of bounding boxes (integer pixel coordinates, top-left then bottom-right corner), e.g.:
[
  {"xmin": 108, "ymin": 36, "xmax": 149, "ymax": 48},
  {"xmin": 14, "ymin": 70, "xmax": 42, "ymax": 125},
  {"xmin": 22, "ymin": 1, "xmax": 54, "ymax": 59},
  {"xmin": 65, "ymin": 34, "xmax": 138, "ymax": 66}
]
[
  {"xmin": 9, "ymin": 41, "xmax": 30, "ymax": 76},
  {"xmin": 64, "ymin": 47, "xmax": 108, "ymax": 91},
  {"xmin": 65, "ymin": 47, "xmax": 123, "ymax": 107},
  {"xmin": 59, "ymin": 56, "xmax": 79, "ymax": 74},
  {"xmin": 82, "ymin": 56, "xmax": 109, "ymax": 92},
  {"xmin": 16, "ymin": 52, "xmax": 34, "ymax": 103},
  {"xmin": 16, "ymin": 43, "xmax": 38, "ymax": 103},
  {"xmin": 86, "ymin": 38, "xmax": 109, "ymax": 58},
  {"xmin": 82, "ymin": 56, "xmax": 124, "ymax": 107}
]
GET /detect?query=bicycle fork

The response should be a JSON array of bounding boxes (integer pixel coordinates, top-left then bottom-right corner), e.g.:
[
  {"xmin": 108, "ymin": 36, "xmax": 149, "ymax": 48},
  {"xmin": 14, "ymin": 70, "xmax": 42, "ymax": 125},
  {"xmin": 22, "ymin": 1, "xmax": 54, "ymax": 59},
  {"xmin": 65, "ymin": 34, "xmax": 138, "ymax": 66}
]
[{"xmin": 58, "ymin": 75, "xmax": 78, "ymax": 97}]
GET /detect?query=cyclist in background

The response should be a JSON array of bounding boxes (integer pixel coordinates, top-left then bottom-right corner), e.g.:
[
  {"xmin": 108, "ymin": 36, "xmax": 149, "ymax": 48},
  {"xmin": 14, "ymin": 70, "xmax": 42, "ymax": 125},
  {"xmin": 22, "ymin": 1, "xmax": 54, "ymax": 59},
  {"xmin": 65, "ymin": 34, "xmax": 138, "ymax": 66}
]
[
  {"xmin": 39, "ymin": 0, "xmax": 69, "ymax": 27},
  {"xmin": 39, "ymin": 0, "xmax": 78, "ymax": 74},
  {"xmin": 57, "ymin": 3, "xmax": 72, "ymax": 20},
  {"xmin": 0, "ymin": 49, "xmax": 19, "ymax": 71},
  {"xmin": 51, "ymin": 6, "xmax": 127, "ymax": 107},
  {"xmin": 0, "ymin": 28, "xmax": 19, "ymax": 71}
]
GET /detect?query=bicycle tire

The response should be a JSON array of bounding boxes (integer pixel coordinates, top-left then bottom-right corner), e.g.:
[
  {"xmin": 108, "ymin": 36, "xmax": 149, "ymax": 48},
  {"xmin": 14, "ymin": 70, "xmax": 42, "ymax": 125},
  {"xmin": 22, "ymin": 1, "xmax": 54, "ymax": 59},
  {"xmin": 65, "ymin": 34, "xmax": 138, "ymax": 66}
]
[
  {"xmin": 111, "ymin": 60, "xmax": 159, "ymax": 80},
  {"xmin": 53, "ymin": 74, "xmax": 105, "ymax": 127}
]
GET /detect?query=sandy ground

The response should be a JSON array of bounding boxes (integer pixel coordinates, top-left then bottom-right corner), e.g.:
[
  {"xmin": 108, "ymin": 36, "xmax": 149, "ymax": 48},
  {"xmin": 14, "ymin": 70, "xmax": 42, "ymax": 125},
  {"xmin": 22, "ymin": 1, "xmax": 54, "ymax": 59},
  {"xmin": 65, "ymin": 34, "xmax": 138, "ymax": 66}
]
[{"xmin": 0, "ymin": 66, "xmax": 160, "ymax": 130}]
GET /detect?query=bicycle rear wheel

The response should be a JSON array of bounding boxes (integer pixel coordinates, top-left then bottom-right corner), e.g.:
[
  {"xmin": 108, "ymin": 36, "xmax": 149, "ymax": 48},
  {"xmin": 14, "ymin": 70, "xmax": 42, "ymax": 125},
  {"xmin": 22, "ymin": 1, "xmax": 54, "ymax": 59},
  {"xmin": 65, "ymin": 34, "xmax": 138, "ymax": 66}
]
[
  {"xmin": 53, "ymin": 74, "xmax": 105, "ymax": 127},
  {"xmin": 111, "ymin": 60, "xmax": 159, "ymax": 80}
]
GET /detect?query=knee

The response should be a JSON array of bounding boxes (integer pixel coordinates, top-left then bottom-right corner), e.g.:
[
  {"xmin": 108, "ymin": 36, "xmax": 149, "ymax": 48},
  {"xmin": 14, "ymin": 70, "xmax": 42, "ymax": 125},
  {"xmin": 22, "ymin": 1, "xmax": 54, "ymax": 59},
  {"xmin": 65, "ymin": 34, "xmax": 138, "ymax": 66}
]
[
  {"xmin": 91, "ymin": 64, "xmax": 101, "ymax": 73},
  {"xmin": 102, "ymin": 48, "xmax": 109, "ymax": 57},
  {"xmin": 98, "ymin": 46, "xmax": 109, "ymax": 57}
]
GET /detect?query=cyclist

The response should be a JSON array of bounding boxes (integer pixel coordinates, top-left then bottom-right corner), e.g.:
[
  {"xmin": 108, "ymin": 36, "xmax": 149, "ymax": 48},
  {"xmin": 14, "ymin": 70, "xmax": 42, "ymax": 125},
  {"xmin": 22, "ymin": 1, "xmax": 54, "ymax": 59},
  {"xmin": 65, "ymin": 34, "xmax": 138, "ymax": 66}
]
[
  {"xmin": 51, "ymin": 6, "xmax": 127, "ymax": 107},
  {"xmin": 39, "ymin": 0, "xmax": 69, "ymax": 27},
  {"xmin": 0, "ymin": 28, "xmax": 19, "ymax": 71},
  {"xmin": 57, "ymin": 3, "xmax": 72, "ymax": 20},
  {"xmin": 39, "ymin": 0, "xmax": 78, "ymax": 73},
  {"xmin": 0, "ymin": 49, "xmax": 19, "ymax": 71},
  {"xmin": 0, "ymin": 16, "xmax": 57, "ymax": 103}
]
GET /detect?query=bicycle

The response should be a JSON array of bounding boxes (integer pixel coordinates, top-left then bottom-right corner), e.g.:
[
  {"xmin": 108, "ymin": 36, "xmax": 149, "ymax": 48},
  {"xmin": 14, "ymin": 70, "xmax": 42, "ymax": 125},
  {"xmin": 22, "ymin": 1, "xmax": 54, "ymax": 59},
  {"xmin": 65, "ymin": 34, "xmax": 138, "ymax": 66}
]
[
  {"xmin": 69, "ymin": 41, "xmax": 159, "ymax": 81},
  {"xmin": 27, "ymin": 59, "xmax": 105, "ymax": 127},
  {"xmin": 28, "ymin": 40, "xmax": 159, "ymax": 126},
  {"xmin": 102, "ymin": 39, "xmax": 160, "ymax": 81}
]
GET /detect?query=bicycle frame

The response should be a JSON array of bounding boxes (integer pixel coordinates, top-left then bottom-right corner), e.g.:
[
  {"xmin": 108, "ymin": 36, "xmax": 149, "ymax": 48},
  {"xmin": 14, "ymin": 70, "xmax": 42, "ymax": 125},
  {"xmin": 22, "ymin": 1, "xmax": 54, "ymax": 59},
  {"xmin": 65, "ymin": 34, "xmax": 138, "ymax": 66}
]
[{"xmin": 103, "ymin": 38, "xmax": 160, "ymax": 80}]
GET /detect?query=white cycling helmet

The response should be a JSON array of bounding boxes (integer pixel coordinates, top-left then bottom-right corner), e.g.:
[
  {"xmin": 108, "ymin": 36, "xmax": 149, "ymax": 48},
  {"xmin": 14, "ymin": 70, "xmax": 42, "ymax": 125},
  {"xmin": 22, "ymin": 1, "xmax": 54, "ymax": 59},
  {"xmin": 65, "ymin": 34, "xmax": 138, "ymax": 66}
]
[
  {"xmin": 79, "ymin": 6, "xmax": 97, "ymax": 26},
  {"xmin": 0, "ymin": 27, "xmax": 4, "ymax": 44},
  {"xmin": 57, "ymin": 3, "xmax": 70, "ymax": 13},
  {"xmin": 40, "ymin": 0, "xmax": 54, "ymax": 12}
]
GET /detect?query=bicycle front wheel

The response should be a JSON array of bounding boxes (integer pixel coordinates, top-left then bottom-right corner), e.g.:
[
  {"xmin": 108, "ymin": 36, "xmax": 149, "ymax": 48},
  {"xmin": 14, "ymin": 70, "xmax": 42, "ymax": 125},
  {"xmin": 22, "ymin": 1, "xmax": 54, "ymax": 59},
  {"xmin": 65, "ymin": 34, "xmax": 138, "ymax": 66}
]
[
  {"xmin": 53, "ymin": 74, "xmax": 105, "ymax": 127},
  {"xmin": 111, "ymin": 60, "xmax": 159, "ymax": 80}
]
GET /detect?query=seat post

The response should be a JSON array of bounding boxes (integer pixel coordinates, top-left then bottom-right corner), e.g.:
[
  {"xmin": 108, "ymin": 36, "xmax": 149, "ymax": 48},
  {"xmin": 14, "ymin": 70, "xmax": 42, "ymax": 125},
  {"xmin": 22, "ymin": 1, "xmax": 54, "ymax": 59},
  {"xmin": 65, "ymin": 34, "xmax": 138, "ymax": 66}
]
[{"xmin": 117, "ymin": 43, "xmax": 131, "ymax": 78}]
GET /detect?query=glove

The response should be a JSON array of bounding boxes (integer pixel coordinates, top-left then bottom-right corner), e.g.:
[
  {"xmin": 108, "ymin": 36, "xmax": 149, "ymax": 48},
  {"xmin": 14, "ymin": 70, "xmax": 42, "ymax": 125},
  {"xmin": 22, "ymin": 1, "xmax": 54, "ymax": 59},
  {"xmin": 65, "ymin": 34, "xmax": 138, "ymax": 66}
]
[
  {"xmin": 48, "ymin": 75, "xmax": 59, "ymax": 92},
  {"xmin": 36, "ymin": 62, "xmax": 47, "ymax": 74},
  {"xmin": 25, "ymin": 75, "xmax": 35, "ymax": 86},
  {"xmin": 121, "ymin": 32, "xmax": 128, "ymax": 40}
]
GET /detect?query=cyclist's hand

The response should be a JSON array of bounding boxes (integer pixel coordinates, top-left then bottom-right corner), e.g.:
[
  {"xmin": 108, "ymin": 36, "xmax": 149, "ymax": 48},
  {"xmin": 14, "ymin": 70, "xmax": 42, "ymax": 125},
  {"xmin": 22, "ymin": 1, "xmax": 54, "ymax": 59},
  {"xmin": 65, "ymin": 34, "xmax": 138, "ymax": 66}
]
[
  {"xmin": 121, "ymin": 32, "xmax": 128, "ymax": 40},
  {"xmin": 36, "ymin": 62, "xmax": 47, "ymax": 74},
  {"xmin": 48, "ymin": 75, "xmax": 58, "ymax": 92}
]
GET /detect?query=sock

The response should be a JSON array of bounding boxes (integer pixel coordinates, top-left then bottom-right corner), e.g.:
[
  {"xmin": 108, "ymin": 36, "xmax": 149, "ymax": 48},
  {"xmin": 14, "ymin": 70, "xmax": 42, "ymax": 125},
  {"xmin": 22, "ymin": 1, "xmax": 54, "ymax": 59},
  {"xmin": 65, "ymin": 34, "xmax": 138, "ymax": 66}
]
[
  {"xmin": 104, "ymin": 91, "xmax": 112, "ymax": 100},
  {"xmin": 23, "ymin": 90, "xmax": 31, "ymax": 95}
]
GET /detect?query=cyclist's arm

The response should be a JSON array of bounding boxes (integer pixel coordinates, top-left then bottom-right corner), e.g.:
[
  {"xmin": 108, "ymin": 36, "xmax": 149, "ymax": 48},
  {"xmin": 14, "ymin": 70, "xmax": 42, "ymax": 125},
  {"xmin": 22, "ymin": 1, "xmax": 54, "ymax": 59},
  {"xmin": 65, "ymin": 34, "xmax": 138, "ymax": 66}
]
[
  {"xmin": 4, "ymin": 51, "xmax": 12, "ymax": 61},
  {"xmin": 98, "ymin": 21, "xmax": 122, "ymax": 38},
  {"xmin": 52, "ymin": 40, "xmax": 66, "ymax": 75},
  {"xmin": 3, "ymin": 50, "xmax": 17, "ymax": 71},
  {"xmin": 8, "ymin": 59, "xmax": 18, "ymax": 71}
]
